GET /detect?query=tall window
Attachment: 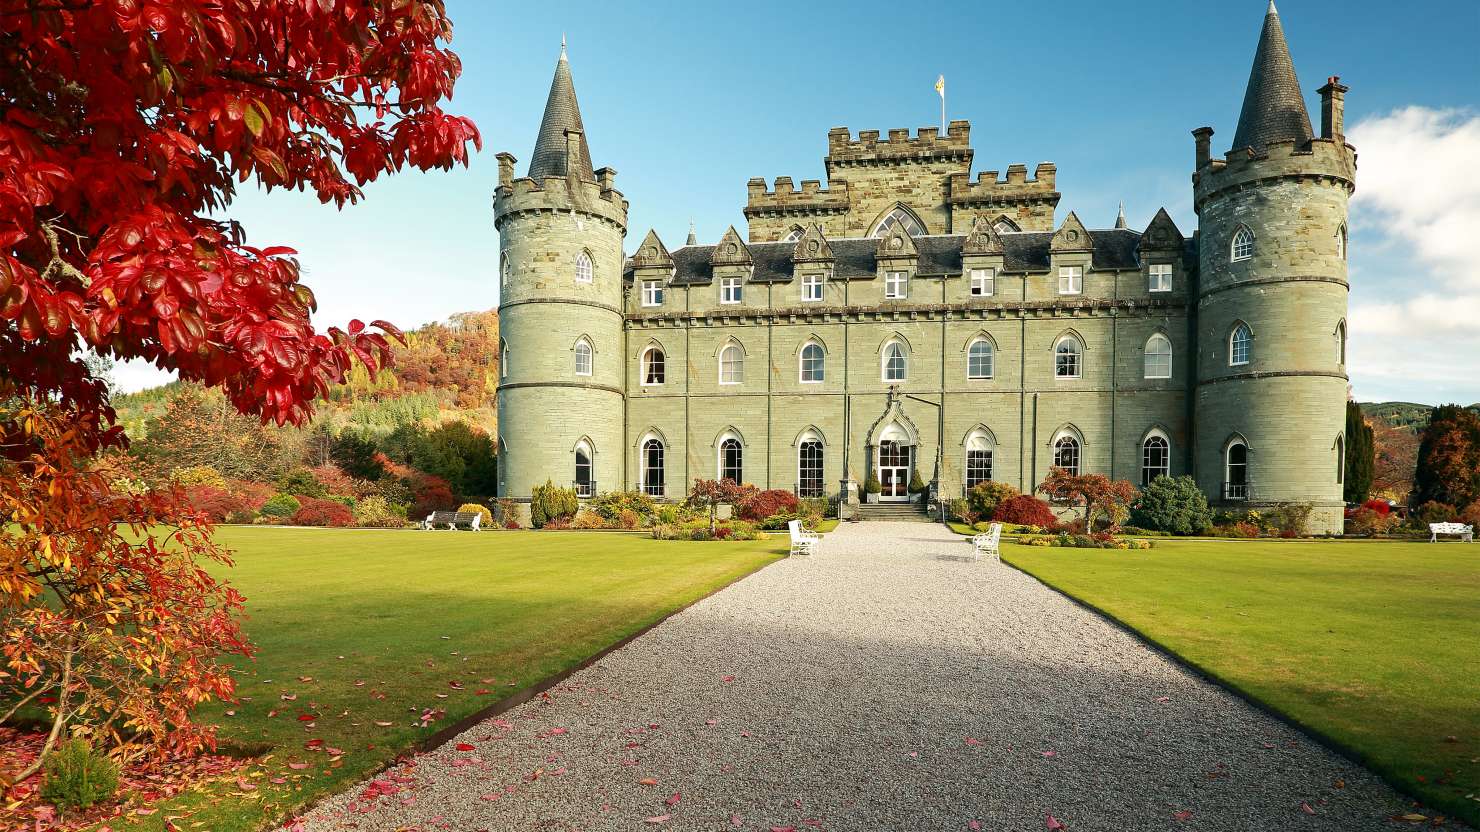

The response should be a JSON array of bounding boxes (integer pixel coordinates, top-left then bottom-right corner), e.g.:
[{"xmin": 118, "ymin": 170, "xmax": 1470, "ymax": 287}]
[
  {"xmin": 1230, "ymin": 323, "xmax": 1252, "ymax": 366},
  {"xmin": 1231, "ymin": 226, "xmax": 1254, "ymax": 262},
  {"xmin": 574, "ymin": 338, "xmax": 593, "ymax": 376},
  {"xmin": 719, "ymin": 344, "xmax": 743, "ymax": 384},
  {"xmin": 800, "ymin": 343, "xmax": 824, "ymax": 383},
  {"xmin": 1058, "ymin": 266, "xmax": 1083, "ymax": 295},
  {"xmin": 965, "ymin": 433, "xmax": 993, "ymax": 489},
  {"xmin": 1336, "ymin": 320, "xmax": 1347, "ymax": 366},
  {"xmin": 1053, "ymin": 435, "xmax": 1081, "ymax": 475},
  {"xmin": 1054, "ymin": 337, "xmax": 1082, "ymax": 379},
  {"xmin": 641, "ymin": 346, "xmax": 665, "ymax": 385},
  {"xmin": 1144, "ymin": 334, "xmax": 1172, "ymax": 379},
  {"xmin": 970, "ymin": 268, "xmax": 995, "ymax": 297},
  {"xmin": 1337, "ymin": 225, "xmax": 1348, "ymax": 260},
  {"xmin": 967, "ymin": 338, "xmax": 994, "ymax": 379},
  {"xmin": 642, "ymin": 439, "xmax": 665, "ymax": 497},
  {"xmin": 575, "ymin": 251, "xmax": 593, "ymax": 284},
  {"xmin": 883, "ymin": 342, "xmax": 907, "ymax": 382},
  {"xmin": 1142, "ymin": 435, "xmax": 1170, "ymax": 485},
  {"xmin": 798, "ymin": 439, "xmax": 824, "ymax": 498},
  {"xmin": 885, "ymin": 271, "xmax": 908, "ymax": 299},
  {"xmin": 802, "ymin": 273, "xmax": 823, "ymax": 302},
  {"xmin": 871, "ymin": 206, "xmax": 925, "ymax": 238},
  {"xmin": 720, "ymin": 437, "xmax": 743, "ymax": 483},
  {"xmin": 720, "ymin": 276, "xmax": 742, "ymax": 304},
  {"xmin": 1225, "ymin": 440, "xmax": 1248, "ymax": 499},
  {"xmin": 499, "ymin": 340, "xmax": 509, "ymax": 379},
  {"xmin": 501, "ymin": 255, "xmax": 510, "ymax": 289},
  {"xmin": 574, "ymin": 442, "xmax": 594, "ymax": 497},
  {"xmin": 642, "ymin": 281, "xmax": 663, "ymax": 307},
  {"xmin": 1148, "ymin": 264, "xmax": 1172, "ymax": 293},
  {"xmin": 1336, "ymin": 435, "xmax": 1345, "ymax": 484}
]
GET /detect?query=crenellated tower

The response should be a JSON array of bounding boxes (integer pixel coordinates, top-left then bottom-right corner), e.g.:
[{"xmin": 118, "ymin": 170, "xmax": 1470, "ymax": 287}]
[
  {"xmin": 1191, "ymin": 1, "xmax": 1356, "ymax": 533},
  {"xmin": 493, "ymin": 44, "xmax": 628, "ymax": 519}
]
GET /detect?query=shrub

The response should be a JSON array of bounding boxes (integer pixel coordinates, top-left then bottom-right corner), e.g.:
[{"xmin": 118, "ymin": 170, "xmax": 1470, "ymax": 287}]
[
  {"xmin": 908, "ymin": 468, "xmax": 927, "ymax": 496},
  {"xmin": 292, "ymin": 497, "xmax": 354, "ymax": 527},
  {"xmin": 312, "ymin": 464, "xmax": 372, "ymax": 500},
  {"xmin": 458, "ymin": 502, "xmax": 494, "ymax": 528},
  {"xmin": 738, "ymin": 489, "xmax": 799, "ymax": 521},
  {"xmin": 39, "ymin": 739, "xmax": 119, "ymax": 810},
  {"xmin": 589, "ymin": 491, "xmax": 658, "ymax": 523},
  {"xmin": 571, "ymin": 511, "xmax": 608, "ymax": 529},
  {"xmin": 689, "ymin": 527, "xmax": 713, "ymax": 541},
  {"xmin": 259, "ymin": 493, "xmax": 302, "ymax": 518},
  {"xmin": 184, "ymin": 486, "xmax": 254, "ymax": 523},
  {"xmin": 1264, "ymin": 502, "xmax": 1313, "ymax": 537},
  {"xmin": 655, "ymin": 505, "xmax": 681, "ymax": 525},
  {"xmin": 617, "ymin": 508, "xmax": 641, "ymax": 530},
  {"xmin": 1416, "ymin": 501, "xmax": 1458, "ymax": 525},
  {"xmin": 1346, "ymin": 507, "xmax": 1399, "ymax": 536},
  {"xmin": 864, "ymin": 472, "xmax": 881, "ymax": 495},
  {"xmin": 993, "ymin": 495, "xmax": 1056, "ymax": 526},
  {"xmin": 531, "ymin": 480, "xmax": 579, "ymax": 528},
  {"xmin": 1461, "ymin": 500, "xmax": 1480, "ymax": 528},
  {"xmin": 353, "ymin": 496, "xmax": 408, "ymax": 528},
  {"xmin": 503, "ymin": 519, "xmax": 522, "ymax": 530},
  {"xmin": 1129, "ymin": 476, "xmax": 1213, "ymax": 535},
  {"xmin": 650, "ymin": 523, "xmax": 679, "ymax": 540},
  {"xmin": 800, "ymin": 496, "xmax": 834, "ymax": 519},
  {"xmin": 947, "ymin": 498, "xmax": 975, "ymax": 525},
  {"xmin": 406, "ymin": 472, "xmax": 455, "ymax": 520},
  {"xmin": 496, "ymin": 498, "xmax": 519, "ymax": 525},
  {"xmin": 543, "ymin": 516, "xmax": 572, "ymax": 530},
  {"xmin": 967, "ymin": 481, "xmax": 1020, "ymax": 520},
  {"xmin": 1361, "ymin": 499, "xmax": 1392, "ymax": 516},
  {"xmin": 1215, "ymin": 521, "xmax": 1261, "ymax": 538},
  {"xmin": 171, "ymin": 464, "xmax": 227, "ymax": 489},
  {"xmin": 276, "ymin": 467, "xmax": 328, "ymax": 498}
]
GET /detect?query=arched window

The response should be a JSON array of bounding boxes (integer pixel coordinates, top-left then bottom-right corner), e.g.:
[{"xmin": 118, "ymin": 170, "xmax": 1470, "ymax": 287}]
[
  {"xmin": 782, "ymin": 225, "xmax": 805, "ymax": 243},
  {"xmin": 641, "ymin": 346, "xmax": 665, "ymax": 385},
  {"xmin": 1144, "ymin": 333, "xmax": 1172, "ymax": 379},
  {"xmin": 1230, "ymin": 323, "xmax": 1252, "ymax": 366},
  {"xmin": 575, "ymin": 250, "xmax": 593, "ymax": 283},
  {"xmin": 1141, "ymin": 434, "xmax": 1170, "ymax": 486},
  {"xmin": 499, "ymin": 339, "xmax": 509, "ymax": 380},
  {"xmin": 1053, "ymin": 435, "xmax": 1081, "ymax": 475},
  {"xmin": 871, "ymin": 206, "xmax": 925, "ymax": 238},
  {"xmin": 1336, "ymin": 320, "xmax": 1347, "ymax": 366},
  {"xmin": 798, "ymin": 435, "xmax": 824, "ymax": 498},
  {"xmin": 1231, "ymin": 226, "xmax": 1255, "ymax": 262},
  {"xmin": 800, "ymin": 342, "xmax": 825, "ymax": 383},
  {"xmin": 1337, "ymin": 224, "xmax": 1348, "ymax": 260},
  {"xmin": 882, "ymin": 341, "xmax": 907, "ymax": 382},
  {"xmin": 642, "ymin": 439, "xmax": 665, "ymax": 497},
  {"xmin": 1335, "ymin": 435, "xmax": 1345, "ymax": 484},
  {"xmin": 1225, "ymin": 439, "xmax": 1249, "ymax": 500},
  {"xmin": 965, "ymin": 431, "xmax": 993, "ymax": 489},
  {"xmin": 719, "ymin": 437, "xmax": 743, "ymax": 484},
  {"xmin": 500, "ymin": 254, "xmax": 510, "ymax": 288},
  {"xmin": 1054, "ymin": 336, "xmax": 1082, "ymax": 379},
  {"xmin": 574, "ymin": 440, "xmax": 594, "ymax": 497},
  {"xmin": 992, "ymin": 216, "xmax": 1020, "ymax": 234},
  {"xmin": 719, "ymin": 344, "xmax": 744, "ymax": 384},
  {"xmin": 967, "ymin": 338, "xmax": 995, "ymax": 380},
  {"xmin": 574, "ymin": 338, "xmax": 592, "ymax": 377}
]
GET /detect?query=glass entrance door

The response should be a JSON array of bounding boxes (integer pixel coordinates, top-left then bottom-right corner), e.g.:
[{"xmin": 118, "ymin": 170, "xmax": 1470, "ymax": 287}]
[{"xmin": 878, "ymin": 440, "xmax": 911, "ymax": 502}]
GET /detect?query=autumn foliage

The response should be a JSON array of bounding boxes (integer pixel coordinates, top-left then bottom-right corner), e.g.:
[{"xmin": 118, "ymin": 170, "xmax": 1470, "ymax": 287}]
[
  {"xmin": 1, "ymin": 0, "xmax": 478, "ymax": 789},
  {"xmin": 1037, "ymin": 469, "xmax": 1140, "ymax": 533}
]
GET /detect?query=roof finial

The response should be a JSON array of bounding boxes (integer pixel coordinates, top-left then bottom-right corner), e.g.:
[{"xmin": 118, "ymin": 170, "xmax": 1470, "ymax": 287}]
[
  {"xmin": 686, "ymin": 220, "xmax": 697, "ymax": 247},
  {"xmin": 1115, "ymin": 203, "xmax": 1128, "ymax": 229},
  {"xmin": 560, "ymin": 33, "xmax": 567, "ymax": 61},
  {"xmin": 1267, "ymin": 0, "xmax": 1277, "ymax": 14}
]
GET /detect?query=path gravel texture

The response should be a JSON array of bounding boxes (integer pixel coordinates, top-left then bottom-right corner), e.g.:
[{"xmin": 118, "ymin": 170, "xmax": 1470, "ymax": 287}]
[{"xmin": 289, "ymin": 521, "xmax": 1421, "ymax": 832}]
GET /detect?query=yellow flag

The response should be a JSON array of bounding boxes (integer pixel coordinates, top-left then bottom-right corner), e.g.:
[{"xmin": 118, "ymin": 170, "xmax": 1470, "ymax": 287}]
[{"xmin": 935, "ymin": 75, "xmax": 945, "ymax": 98}]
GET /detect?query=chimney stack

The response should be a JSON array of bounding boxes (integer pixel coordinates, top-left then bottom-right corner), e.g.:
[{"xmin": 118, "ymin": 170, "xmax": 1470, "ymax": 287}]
[
  {"xmin": 1193, "ymin": 127, "xmax": 1215, "ymax": 169},
  {"xmin": 1317, "ymin": 76, "xmax": 1349, "ymax": 141}
]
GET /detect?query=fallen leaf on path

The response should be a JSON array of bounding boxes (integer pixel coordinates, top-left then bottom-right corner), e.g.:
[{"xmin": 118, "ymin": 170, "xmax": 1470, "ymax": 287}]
[
  {"xmin": 639, "ymin": 778, "xmax": 658, "ymax": 786},
  {"xmin": 1300, "ymin": 803, "xmax": 1316, "ymax": 815},
  {"xmin": 455, "ymin": 743, "xmax": 475, "ymax": 751},
  {"xmin": 1173, "ymin": 810, "xmax": 1192, "ymax": 821},
  {"xmin": 731, "ymin": 815, "xmax": 742, "ymax": 827},
  {"xmin": 964, "ymin": 737, "xmax": 982, "ymax": 746},
  {"xmin": 644, "ymin": 815, "xmax": 671, "ymax": 824},
  {"xmin": 1046, "ymin": 815, "xmax": 1067, "ymax": 830},
  {"xmin": 968, "ymin": 822, "xmax": 981, "ymax": 830},
  {"xmin": 288, "ymin": 762, "xmax": 310, "ymax": 770},
  {"xmin": 665, "ymin": 792, "xmax": 681, "ymax": 806}
]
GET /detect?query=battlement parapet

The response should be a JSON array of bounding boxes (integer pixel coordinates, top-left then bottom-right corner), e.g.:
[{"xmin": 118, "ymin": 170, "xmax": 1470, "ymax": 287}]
[
  {"xmin": 824, "ymin": 120, "xmax": 973, "ymax": 168},
  {"xmin": 948, "ymin": 162, "xmax": 1059, "ymax": 206},
  {"xmin": 744, "ymin": 176, "xmax": 851, "ymax": 218},
  {"xmin": 494, "ymin": 171, "xmax": 629, "ymax": 230},
  {"xmin": 1194, "ymin": 137, "xmax": 1356, "ymax": 209}
]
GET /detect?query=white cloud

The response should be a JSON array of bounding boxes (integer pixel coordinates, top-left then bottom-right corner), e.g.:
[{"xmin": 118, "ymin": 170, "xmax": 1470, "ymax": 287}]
[{"xmin": 1346, "ymin": 106, "xmax": 1480, "ymax": 404}]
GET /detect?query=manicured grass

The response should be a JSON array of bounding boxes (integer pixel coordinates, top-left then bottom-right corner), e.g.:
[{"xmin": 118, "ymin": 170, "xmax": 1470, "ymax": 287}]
[
  {"xmin": 1002, "ymin": 538, "xmax": 1480, "ymax": 825},
  {"xmin": 116, "ymin": 526, "xmax": 784, "ymax": 831}
]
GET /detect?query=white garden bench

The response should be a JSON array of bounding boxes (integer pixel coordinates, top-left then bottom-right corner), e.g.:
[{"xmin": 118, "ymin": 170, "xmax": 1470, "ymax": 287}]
[
  {"xmin": 1429, "ymin": 522, "xmax": 1473, "ymax": 542},
  {"xmin": 423, "ymin": 510, "xmax": 482, "ymax": 531},
  {"xmin": 787, "ymin": 519, "xmax": 819, "ymax": 557},
  {"xmin": 970, "ymin": 523, "xmax": 1003, "ymax": 562}
]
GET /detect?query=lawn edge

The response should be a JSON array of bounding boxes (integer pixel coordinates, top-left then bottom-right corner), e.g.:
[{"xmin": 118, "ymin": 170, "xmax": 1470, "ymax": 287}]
[
  {"xmin": 999, "ymin": 555, "xmax": 1473, "ymax": 828},
  {"xmin": 270, "ymin": 544, "xmax": 786, "ymax": 829}
]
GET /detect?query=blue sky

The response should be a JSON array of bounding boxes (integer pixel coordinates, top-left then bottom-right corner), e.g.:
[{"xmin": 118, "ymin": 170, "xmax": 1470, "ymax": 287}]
[{"xmin": 116, "ymin": 0, "xmax": 1480, "ymax": 404}]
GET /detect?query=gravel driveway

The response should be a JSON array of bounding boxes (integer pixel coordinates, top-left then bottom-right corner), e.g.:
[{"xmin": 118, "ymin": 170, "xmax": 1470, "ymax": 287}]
[{"xmin": 288, "ymin": 521, "xmax": 1420, "ymax": 831}]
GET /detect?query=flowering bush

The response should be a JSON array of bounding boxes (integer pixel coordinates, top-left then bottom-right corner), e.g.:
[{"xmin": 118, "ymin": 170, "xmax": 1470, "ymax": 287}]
[
  {"xmin": 352, "ymin": 496, "xmax": 408, "ymax": 528},
  {"xmin": 967, "ymin": 481, "xmax": 1020, "ymax": 521},
  {"xmin": 588, "ymin": 490, "xmax": 658, "ymax": 523},
  {"xmin": 407, "ymin": 473, "xmax": 455, "ymax": 520},
  {"xmin": 571, "ymin": 511, "xmax": 609, "ymax": 529},
  {"xmin": 457, "ymin": 502, "xmax": 494, "ymax": 528},
  {"xmin": 1362, "ymin": 499, "xmax": 1392, "ymax": 516},
  {"xmin": 738, "ymin": 489, "xmax": 799, "ymax": 522},
  {"xmin": 617, "ymin": 508, "xmax": 642, "ymax": 530},
  {"xmin": 993, "ymin": 495, "xmax": 1057, "ymax": 527},
  {"xmin": 291, "ymin": 497, "xmax": 353, "ymax": 527},
  {"xmin": 1346, "ymin": 507, "xmax": 1398, "ymax": 536},
  {"xmin": 172, "ymin": 465, "xmax": 228, "ymax": 490},
  {"xmin": 1461, "ymin": 500, "xmax": 1480, "ymax": 528}
]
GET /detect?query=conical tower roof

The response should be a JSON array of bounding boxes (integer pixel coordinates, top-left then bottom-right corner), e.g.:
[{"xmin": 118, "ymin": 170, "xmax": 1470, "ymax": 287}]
[
  {"xmin": 1231, "ymin": 1, "xmax": 1313, "ymax": 153},
  {"xmin": 527, "ymin": 42, "xmax": 595, "ymax": 181}
]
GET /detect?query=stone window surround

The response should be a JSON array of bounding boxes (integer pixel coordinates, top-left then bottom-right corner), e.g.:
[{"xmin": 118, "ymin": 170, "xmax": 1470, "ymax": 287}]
[
  {"xmin": 641, "ymin": 280, "xmax": 664, "ymax": 307},
  {"xmin": 969, "ymin": 267, "xmax": 995, "ymax": 297},
  {"xmin": 1054, "ymin": 334, "xmax": 1083, "ymax": 379},
  {"xmin": 720, "ymin": 276, "xmax": 743, "ymax": 304},
  {"xmin": 573, "ymin": 336, "xmax": 593, "ymax": 377},
  {"xmin": 799, "ymin": 341, "xmax": 825, "ymax": 384},
  {"xmin": 640, "ymin": 345, "xmax": 665, "ymax": 386},
  {"xmin": 575, "ymin": 250, "xmax": 594, "ymax": 284},
  {"xmin": 1148, "ymin": 263, "xmax": 1173, "ymax": 293}
]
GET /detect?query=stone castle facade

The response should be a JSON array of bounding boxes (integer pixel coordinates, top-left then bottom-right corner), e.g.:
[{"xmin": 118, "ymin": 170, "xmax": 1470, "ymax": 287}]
[{"xmin": 493, "ymin": 3, "xmax": 1357, "ymax": 533}]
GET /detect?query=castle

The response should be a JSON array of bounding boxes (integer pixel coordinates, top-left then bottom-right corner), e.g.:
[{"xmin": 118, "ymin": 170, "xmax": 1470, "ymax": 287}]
[{"xmin": 493, "ymin": 2, "xmax": 1357, "ymax": 533}]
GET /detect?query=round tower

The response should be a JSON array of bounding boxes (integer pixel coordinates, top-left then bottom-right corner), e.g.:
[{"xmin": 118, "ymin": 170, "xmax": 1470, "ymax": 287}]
[
  {"xmin": 494, "ymin": 45, "xmax": 627, "ymax": 521},
  {"xmin": 1191, "ymin": 2, "xmax": 1356, "ymax": 534}
]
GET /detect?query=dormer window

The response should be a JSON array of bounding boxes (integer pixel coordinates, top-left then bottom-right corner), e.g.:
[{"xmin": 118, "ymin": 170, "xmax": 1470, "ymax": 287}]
[
  {"xmin": 783, "ymin": 226, "xmax": 805, "ymax": 243},
  {"xmin": 1231, "ymin": 226, "xmax": 1255, "ymax": 262},
  {"xmin": 720, "ymin": 276, "xmax": 742, "ymax": 304},
  {"xmin": 1149, "ymin": 264, "xmax": 1172, "ymax": 293},
  {"xmin": 802, "ymin": 273, "xmax": 823, "ymax": 302},
  {"xmin": 642, "ymin": 281, "xmax": 664, "ymax": 307},
  {"xmin": 969, "ymin": 268, "xmax": 995, "ymax": 297},
  {"xmin": 872, "ymin": 207, "xmax": 925, "ymax": 238},
  {"xmin": 1058, "ymin": 266, "xmax": 1083, "ymax": 295},
  {"xmin": 884, "ymin": 271, "xmax": 908, "ymax": 300}
]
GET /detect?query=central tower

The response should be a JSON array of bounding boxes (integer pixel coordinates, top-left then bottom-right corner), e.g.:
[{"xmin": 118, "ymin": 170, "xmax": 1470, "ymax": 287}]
[{"xmin": 494, "ymin": 45, "xmax": 628, "ymax": 519}]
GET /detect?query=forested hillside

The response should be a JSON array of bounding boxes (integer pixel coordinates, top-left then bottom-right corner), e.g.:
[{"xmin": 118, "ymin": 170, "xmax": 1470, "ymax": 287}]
[{"xmin": 1360, "ymin": 401, "xmax": 1480, "ymax": 435}]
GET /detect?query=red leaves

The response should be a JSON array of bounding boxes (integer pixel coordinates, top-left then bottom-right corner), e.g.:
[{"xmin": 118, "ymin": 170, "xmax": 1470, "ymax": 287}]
[
  {"xmin": 455, "ymin": 742, "xmax": 475, "ymax": 752},
  {"xmin": 1046, "ymin": 816, "xmax": 1067, "ymax": 830}
]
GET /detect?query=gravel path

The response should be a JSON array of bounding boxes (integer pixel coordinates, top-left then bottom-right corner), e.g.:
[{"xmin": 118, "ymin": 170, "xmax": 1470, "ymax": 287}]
[{"xmin": 289, "ymin": 521, "xmax": 1420, "ymax": 831}]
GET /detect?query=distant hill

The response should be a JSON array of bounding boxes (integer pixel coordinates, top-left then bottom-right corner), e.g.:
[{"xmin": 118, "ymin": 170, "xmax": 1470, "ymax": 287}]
[{"xmin": 1359, "ymin": 401, "xmax": 1480, "ymax": 434}]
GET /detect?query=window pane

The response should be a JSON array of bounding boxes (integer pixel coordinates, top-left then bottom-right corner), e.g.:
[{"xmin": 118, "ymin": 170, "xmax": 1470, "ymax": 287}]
[
  {"xmin": 968, "ymin": 341, "xmax": 993, "ymax": 379},
  {"xmin": 644, "ymin": 349, "xmax": 665, "ymax": 384},
  {"xmin": 1058, "ymin": 266, "xmax": 1083, "ymax": 295},
  {"xmin": 1054, "ymin": 437, "xmax": 1080, "ymax": 475},
  {"xmin": 576, "ymin": 252, "xmax": 593, "ymax": 283},
  {"xmin": 801, "ymin": 344, "xmax": 824, "ymax": 382},
  {"xmin": 721, "ymin": 438, "xmax": 743, "ymax": 483},
  {"xmin": 720, "ymin": 346, "xmax": 743, "ymax": 384},
  {"xmin": 643, "ymin": 440, "xmax": 664, "ymax": 496},
  {"xmin": 884, "ymin": 344, "xmax": 906, "ymax": 381},
  {"xmin": 1141, "ymin": 437, "xmax": 1169, "ymax": 486},
  {"xmin": 799, "ymin": 441, "xmax": 824, "ymax": 497},
  {"xmin": 575, "ymin": 342, "xmax": 592, "ymax": 376},
  {"xmin": 966, "ymin": 449, "xmax": 992, "ymax": 489}
]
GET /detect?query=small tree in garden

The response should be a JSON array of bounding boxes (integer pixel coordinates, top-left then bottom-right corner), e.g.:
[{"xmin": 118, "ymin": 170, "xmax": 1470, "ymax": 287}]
[
  {"xmin": 1344, "ymin": 401, "xmax": 1375, "ymax": 504},
  {"xmin": 687, "ymin": 479, "xmax": 758, "ymax": 534},
  {"xmin": 1130, "ymin": 475, "xmax": 1213, "ymax": 535},
  {"xmin": 992, "ymin": 494, "xmax": 1057, "ymax": 527},
  {"xmin": 1038, "ymin": 468, "xmax": 1139, "ymax": 533},
  {"xmin": 1415, "ymin": 405, "xmax": 1480, "ymax": 510},
  {"xmin": 967, "ymin": 481, "xmax": 1020, "ymax": 520}
]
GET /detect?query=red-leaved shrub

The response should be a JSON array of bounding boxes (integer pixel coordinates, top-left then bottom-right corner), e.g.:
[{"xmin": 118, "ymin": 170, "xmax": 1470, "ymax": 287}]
[
  {"xmin": 1361, "ymin": 499, "xmax": 1391, "ymax": 516},
  {"xmin": 185, "ymin": 486, "xmax": 253, "ymax": 523},
  {"xmin": 738, "ymin": 489, "xmax": 800, "ymax": 521},
  {"xmin": 992, "ymin": 495, "xmax": 1057, "ymax": 526},
  {"xmin": 407, "ymin": 473, "xmax": 455, "ymax": 519},
  {"xmin": 291, "ymin": 497, "xmax": 353, "ymax": 527},
  {"xmin": 227, "ymin": 479, "xmax": 274, "ymax": 510}
]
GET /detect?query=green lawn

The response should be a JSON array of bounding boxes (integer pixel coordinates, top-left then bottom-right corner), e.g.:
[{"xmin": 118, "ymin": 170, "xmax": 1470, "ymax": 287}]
[
  {"xmin": 1002, "ymin": 538, "xmax": 1480, "ymax": 826},
  {"xmin": 114, "ymin": 527, "xmax": 784, "ymax": 831}
]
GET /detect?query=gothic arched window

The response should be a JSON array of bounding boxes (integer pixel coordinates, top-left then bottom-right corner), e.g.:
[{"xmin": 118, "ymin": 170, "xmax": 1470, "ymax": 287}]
[
  {"xmin": 574, "ymin": 338, "xmax": 593, "ymax": 377},
  {"xmin": 967, "ymin": 338, "xmax": 995, "ymax": 380},
  {"xmin": 871, "ymin": 206, "xmax": 925, "ymax": 238},
  {"xmin": 882, "ymin": 341, "xmax": 908, "ymax": 382},
  {"xmin": 1053, "ymin": 435, "xmax": 1081, "ymax": 475},
  {"xmin": 1054, "ymin": 336, "xmax": 1082, "ymax": 379},
  {"xmin": 719, "ymin": 344, "xmax": 744, "ymax": 385},
  {"xmin": 1142, "ymin": 434, "xmax": 1170, "ymax": 485},
  {"xmin": 641, "ymin": 346, "xmax": 665, "ymax": 385},
  {"xmin": 642, "ymin": 438, "xmax": 665, "ymax": 496},
  {"xmin": 1230, "ymin": 323, "xmax": 1253, "ymax": 366},
  {"xmin": 719, "ymin": 436, "xmax": 743, "ymax": 484},
  {"xmin": 575, "ymin": 250, "xmax": 593, "ymax": 283},
  {"xmin": 800, "ymin": 342, "xmax": 825, "ymax": 383},
  {"xmin": 1231, "ymin": 226, "xmax": 1255, "ymax": 262}
]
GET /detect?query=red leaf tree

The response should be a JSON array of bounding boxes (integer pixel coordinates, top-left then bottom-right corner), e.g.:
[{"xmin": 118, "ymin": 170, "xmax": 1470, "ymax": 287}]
[
  {"xmin": 1038, "ymin": 469, "xmax": 1140, "ymax": 533},
  {"xmin": 1, "ymin": 0, "xmax": 478, "ymax": 784}
]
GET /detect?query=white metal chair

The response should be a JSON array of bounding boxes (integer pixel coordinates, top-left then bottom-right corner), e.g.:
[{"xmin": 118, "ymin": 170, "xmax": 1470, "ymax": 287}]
[
  {"xmin": 970, "ymin": 523, "xmax": 1003, "ymax": 562},
  {"xmin": 788, "ymin": 519, "xmax": 820, "ymax": 556}
]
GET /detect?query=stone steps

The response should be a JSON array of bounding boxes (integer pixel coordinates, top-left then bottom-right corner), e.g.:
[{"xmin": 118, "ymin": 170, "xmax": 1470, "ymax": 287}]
[{"xmin": 854, "ymin": 503, "xmax": 935, "ymax": 522}]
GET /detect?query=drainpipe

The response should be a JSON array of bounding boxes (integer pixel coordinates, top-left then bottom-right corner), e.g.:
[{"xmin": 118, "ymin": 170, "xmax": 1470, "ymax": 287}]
[{"xmin": 1031, "ymin": 391, "xmax": 1040, "ymax": 488}]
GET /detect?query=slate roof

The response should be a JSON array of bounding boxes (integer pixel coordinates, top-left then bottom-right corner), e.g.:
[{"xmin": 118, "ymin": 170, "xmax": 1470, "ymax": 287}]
[
  {"xmin": 656, "ymin": 229, "xmax": 1149, "ymax": 285},
  {"xmin": 527, "ymin": 51, "xmax": 595, "ymax": 181},
  {"xmin": 1231, "ymin": 1, "xmax": 1313, "ymax": 153}
]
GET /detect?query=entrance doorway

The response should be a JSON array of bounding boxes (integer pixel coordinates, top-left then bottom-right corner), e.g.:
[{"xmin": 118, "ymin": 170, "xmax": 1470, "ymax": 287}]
[{"xmin": 878, "ymin": 440, "xmax": 912, "ymax": 502}]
